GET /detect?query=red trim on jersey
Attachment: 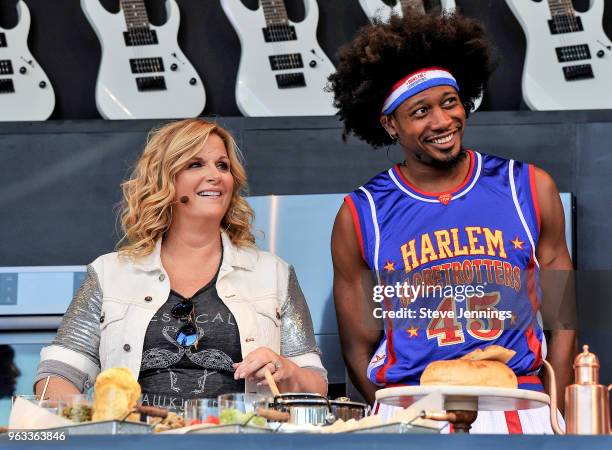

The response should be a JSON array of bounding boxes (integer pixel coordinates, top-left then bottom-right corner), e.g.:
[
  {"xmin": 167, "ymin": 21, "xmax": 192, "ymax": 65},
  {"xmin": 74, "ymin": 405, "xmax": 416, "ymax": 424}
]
[
  {"xmin": 394, "ymin": 150, "xmax": 475, "ymax": 197},
  {"xmin": 525, "ymin": 256, "xmax": 543, "ymax": 370},
  {"xmin": 525, "ymin": 256, "xmax": 540, "ymax": 312},
  {"xmin": 376, "ymin": 296, "xmax": 397, "ymax": 384},
  {"xmin": 344, "ymin": 195, "xmax": 366, "ymax": 261},
  {"xmin": 373, "ymin": 402, "xmax": 381, "ymax": 415},
  {"xmin": 517, "ymin": 375, "xmax": 542, "ymax": 385},
  {"xmin": 528, "ymin": 164, "xmax": 541, "ymax": 232},
  {"xmin": 504, "ymin": 411, "xmax": 524, "ymax": 434}
]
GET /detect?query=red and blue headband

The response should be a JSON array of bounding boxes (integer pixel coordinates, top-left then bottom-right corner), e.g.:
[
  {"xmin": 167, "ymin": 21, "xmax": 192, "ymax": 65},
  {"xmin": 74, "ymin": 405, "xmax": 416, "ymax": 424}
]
[{"xmin": 381, "ymin": 67, "xmax": 459, "ymax": 116}]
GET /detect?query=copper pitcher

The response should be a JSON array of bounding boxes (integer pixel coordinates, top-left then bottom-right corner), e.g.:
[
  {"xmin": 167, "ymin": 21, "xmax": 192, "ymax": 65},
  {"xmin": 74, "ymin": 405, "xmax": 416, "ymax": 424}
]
[{"xmin": 542, "ymin": 345, "xmax": 612, "ymax": 434}]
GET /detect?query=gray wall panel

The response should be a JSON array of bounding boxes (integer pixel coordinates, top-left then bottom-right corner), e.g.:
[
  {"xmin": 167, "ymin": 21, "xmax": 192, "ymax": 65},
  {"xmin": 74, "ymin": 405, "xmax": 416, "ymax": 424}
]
[
  {"xmin": 577, "ymin": 123, "xmax": 612, "ymax": 270},
  {"xmin": 0, "ymin": 111, "xmax": 609, "ymax": 267}
]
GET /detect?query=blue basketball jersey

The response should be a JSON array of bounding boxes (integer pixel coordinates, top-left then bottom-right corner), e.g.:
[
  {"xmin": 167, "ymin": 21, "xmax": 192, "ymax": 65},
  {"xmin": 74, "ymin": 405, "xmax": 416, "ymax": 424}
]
[{"xmin": 346, "ymin": 150, "xmax": 545, "ymax": 391}]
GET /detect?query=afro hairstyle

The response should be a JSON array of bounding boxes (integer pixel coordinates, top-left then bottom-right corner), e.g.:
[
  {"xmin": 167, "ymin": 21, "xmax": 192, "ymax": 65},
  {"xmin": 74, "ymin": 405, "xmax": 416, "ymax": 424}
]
[{"xmin": 328, "ymin": 10, "xmax": 495, "ymax": 148}]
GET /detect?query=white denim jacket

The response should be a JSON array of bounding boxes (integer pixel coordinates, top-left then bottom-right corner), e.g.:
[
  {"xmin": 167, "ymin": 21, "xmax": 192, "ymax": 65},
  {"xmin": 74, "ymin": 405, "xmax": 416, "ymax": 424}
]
[{"xmin": 36, "ymin": 232, "xmax": 326, "ymax": 394}]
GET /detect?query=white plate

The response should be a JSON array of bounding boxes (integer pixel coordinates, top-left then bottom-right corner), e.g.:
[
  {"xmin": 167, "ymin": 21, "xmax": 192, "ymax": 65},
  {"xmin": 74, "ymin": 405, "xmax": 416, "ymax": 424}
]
[{"xmin": 376, "ymin": 385, "xmax": 550, "ymax": 411}]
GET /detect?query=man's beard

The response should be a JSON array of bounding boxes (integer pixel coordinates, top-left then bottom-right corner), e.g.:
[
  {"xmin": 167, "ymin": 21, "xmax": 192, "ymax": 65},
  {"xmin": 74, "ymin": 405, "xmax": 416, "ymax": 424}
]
[{"xmin": 426, "ymin": 147, "xmax": 468, "ymax": 170}]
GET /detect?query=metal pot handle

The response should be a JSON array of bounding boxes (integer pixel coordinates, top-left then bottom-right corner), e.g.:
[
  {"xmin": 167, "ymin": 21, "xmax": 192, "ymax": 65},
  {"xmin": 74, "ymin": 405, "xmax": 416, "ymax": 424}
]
[{"xmin": 324, "ymin": 397, "xmax": 339, "ymax": 424}]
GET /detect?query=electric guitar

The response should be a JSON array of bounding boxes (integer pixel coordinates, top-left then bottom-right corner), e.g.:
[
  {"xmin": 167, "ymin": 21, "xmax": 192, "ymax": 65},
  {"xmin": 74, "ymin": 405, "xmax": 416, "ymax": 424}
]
[
  {"xmin": 358, "ymin": 0, "xmax": 481, "ymax": 111},
  {"xmin": 0, "ymin": 0, "xmax": 55, "ymax": 121},
  {"xmin": 506, "ymin": 0, "xmax": 612, "ymax": 110},
  {"xmin": 359, "ymin": 0, "xmax": 456, "ymax": 22},
  {"xmin": 220, "ymin": 0, "xmax": 336, "ymax": 117},
  {"xmin": 81, "ymin": 0, "xmax": 205, "ymax": 120}
]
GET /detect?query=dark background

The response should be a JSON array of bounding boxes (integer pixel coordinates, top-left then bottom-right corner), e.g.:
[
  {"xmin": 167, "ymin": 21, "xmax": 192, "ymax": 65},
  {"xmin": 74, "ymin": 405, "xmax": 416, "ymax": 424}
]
[{"xmin": 0, "ymin": 0, "xmax": 610, "ymax": 118}]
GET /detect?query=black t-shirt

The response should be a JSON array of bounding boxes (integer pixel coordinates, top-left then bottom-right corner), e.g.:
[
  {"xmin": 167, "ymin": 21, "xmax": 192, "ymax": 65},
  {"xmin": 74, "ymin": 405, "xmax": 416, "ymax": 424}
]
[{"xmin": 138, "ymin": 276, "xmax": 244, "ymax": 412}]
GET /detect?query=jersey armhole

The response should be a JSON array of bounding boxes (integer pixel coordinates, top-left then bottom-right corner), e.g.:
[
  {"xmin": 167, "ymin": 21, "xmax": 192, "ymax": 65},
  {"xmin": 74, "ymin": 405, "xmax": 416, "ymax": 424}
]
[{"xmin": 344, "ymin": 195, "xmax": 366, "ymax": 262}]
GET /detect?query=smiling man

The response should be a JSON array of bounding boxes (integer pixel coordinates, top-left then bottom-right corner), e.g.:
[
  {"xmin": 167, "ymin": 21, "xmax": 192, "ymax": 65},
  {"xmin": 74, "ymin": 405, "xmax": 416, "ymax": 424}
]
[{"xmin": 328, "ymin": 10, "xmax": 576, "ymax": 434}]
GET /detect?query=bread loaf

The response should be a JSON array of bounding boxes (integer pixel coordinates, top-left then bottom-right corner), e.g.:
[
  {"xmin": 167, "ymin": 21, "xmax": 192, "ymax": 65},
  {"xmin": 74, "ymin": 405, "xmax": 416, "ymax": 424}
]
[
  {"xmin": 420, "ymin": 359, "xmax": 518, "ymax": 389},
  {"xmin": 459, "ymin": 345, "xmax": 516, "ymax": 364}
]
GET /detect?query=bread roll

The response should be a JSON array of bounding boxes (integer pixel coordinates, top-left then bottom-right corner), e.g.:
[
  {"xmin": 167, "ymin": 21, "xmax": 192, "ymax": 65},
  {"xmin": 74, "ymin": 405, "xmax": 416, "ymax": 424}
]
[
  {"xmin": 459, "ymin": 345, "xmax": 516, "ymax": 364},
  {"xmin": 92, "ymin": 367, "xmax": 141, "ymax": 421},
  {"xmin": 420, "ymin": 359, "xmax": 518, "ymax": 389}
]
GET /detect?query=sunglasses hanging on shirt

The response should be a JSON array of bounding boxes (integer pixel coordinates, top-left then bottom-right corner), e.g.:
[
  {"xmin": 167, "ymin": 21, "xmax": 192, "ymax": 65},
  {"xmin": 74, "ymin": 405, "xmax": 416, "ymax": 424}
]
[{"xmin": 171, "ymin": 299, "xmax": 200, "ymax": 348}]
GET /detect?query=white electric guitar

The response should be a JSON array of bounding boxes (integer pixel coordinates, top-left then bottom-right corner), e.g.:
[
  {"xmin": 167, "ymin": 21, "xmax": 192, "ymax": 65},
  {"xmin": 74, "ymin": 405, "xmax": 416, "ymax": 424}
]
[
  {"xmin": 359, "ymin": 0, "xmax": 456, "ymax": 22},
  {"xmin": 359, "ymin": 0, "xmax": 482, "ymax": 111},
  {"xmin": 506, "ymin": 0, "xmax": 612, "ymax": 110},
  {"xmin": 0, "ymin": 0, "xmax": 54, "ymax": 121},
  {"xmin": 81, "ymin": 0, "xmax": 205, "ymax": 120},
  {"xmin": 221, "ymin": 0, "xmax": 336, "ymax": 117}
]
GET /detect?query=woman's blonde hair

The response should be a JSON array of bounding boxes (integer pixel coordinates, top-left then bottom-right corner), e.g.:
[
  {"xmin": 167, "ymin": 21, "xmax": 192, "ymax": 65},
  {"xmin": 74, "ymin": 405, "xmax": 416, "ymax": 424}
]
[{"xmin": 117, "ymin": 119, "xmax": 255, "ymax": 258}]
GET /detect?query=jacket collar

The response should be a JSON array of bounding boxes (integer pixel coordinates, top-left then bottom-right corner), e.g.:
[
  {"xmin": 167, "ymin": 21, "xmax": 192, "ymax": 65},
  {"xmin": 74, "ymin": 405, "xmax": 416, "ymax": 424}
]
[{"xmin": 132, "ymin": 231, "xmax": 258, "ymax": 273}]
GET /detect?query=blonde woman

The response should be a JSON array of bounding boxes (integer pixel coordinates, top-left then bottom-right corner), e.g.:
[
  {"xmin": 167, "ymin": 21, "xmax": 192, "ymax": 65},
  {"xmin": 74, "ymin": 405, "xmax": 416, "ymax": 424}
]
[{"xmin": 34, "ymin": 119, "xmax": 327, "ymax": 409}]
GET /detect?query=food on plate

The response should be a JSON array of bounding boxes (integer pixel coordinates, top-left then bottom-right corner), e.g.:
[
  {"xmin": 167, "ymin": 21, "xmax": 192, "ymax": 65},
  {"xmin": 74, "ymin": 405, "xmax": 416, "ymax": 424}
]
[
  {"xmin": 190, "ymin": 415, "xmax": 220, "ymax": 426},
  {"xmin": 218, "ymin": 408, "xmax": 266, "ymax": 427},
  {"xmin": 92, "ymin": 367, "xmax": 142, "ymax": 421},
  {"xmin": 420, "ymin": 355, "xmax": 518, "ymax": 389},
  {"xmin": 459, "ymin": 345, "xmax": 516, "ymax": 364},
  {"xmin": 152, "ymin": 412, "xmax": 185, "ymax": 432},
  {"xmin": 61, "ymin": 404, "xmax": 92, "ymax": 422}
]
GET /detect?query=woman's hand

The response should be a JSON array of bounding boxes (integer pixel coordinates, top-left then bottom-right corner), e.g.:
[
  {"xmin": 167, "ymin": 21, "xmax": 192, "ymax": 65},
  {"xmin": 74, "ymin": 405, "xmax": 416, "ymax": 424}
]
[{"xmin": 233, "ymin": 347, "xmax": 298, "ymax": 387}]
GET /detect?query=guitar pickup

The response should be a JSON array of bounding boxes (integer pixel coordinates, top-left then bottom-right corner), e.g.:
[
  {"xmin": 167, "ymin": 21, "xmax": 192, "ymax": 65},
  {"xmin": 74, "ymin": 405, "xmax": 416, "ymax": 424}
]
[
  {"xmin": 0, "ymin": 79, "xmax": 15, "ymax": 94},
  {"xmin": 556, "ymin": 44, "xmax": 591, "ymax": 62},
  {"xmin": 0, "ymin": 60, "xmax": 13, "ymax": 75},
  {"xmin": 275, "ymin": 72, "xmax": 306, "ymax": 89},
  {"xmin": 0, "ymin": 33, "xmax": 6, "ymax": 48},
  {"xmin": 563, "ymin": 64, "xmax": 594, "ymax": 81},
  {"xmin": 136, "ymin": 76, "xmax": 167, "ymax": 91},
  {"xmin": 262, "ymin": 25, "xmax": 297, "ymax": 42},
  {"xmin": 130, "ymin": 57, "xmax": 165, "ymax": 74},
  {"xmin": 269, "ymin": 53, "xmax": 304, "ymax": 71},
  {"xmin": 548, "ymin": 15, "xmax": 583, "ymax": 35},
  {"xmin": 123, "ymin": 28, "xmax": 158, "ymax": 46}
]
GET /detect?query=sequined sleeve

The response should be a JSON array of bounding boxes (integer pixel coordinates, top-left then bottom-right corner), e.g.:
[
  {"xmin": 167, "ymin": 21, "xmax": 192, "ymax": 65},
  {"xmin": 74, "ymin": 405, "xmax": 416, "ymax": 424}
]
[
  {"xmin": 280, "ymin": 266, "xmax": 320, "ymax": 358},
  {"xmin": 35, "ymin": 266, "xmax": 103, "ymax": 391}
]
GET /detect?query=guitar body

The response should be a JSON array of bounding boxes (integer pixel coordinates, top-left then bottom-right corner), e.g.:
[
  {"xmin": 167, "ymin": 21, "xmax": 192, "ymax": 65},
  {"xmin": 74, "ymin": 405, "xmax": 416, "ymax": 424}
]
[
  {"xmin": 81, "ymin": 0, "xmax": 205, "ymax": 120},
  {"xmin": 0, "ymin": 1, "xmax": 55, "ymax": 121},
  {"xmin": 221, "ymin": 0, "xmax": 336, "ymax": 117},
  {"xmin": 359, "ymin": 0, "xmax": 402, "ymax": 22},
  {"xmin": 506, "ymin": 0, "xmax": 612, "ymax": 110}
]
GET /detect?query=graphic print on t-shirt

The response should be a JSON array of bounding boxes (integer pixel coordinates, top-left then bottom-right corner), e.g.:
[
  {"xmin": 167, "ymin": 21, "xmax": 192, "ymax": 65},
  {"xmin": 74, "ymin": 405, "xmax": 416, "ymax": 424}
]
[{"xmin": 138, "ymin": 281, "xmax": 244, "ymax": 411}]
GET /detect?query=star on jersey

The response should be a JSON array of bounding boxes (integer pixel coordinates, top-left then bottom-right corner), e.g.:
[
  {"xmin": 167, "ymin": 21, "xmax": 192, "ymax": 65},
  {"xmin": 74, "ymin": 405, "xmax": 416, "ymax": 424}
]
[
  {"xmin": 511, "ymin": 236, "xmax": 525, "ymax": 250},
  {"xmin": 383, "ymin": 260, "xmax": 396, "ymax": 272},
  {"xmin": 406, "ymin": 325, "xmax": 419, "ymax": 338}
]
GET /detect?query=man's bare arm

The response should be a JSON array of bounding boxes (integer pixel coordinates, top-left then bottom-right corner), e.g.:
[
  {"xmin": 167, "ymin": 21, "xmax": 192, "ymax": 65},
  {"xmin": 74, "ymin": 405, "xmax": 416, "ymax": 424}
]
[
  {"xmin": 332, "ymin": 203, "xmax": 383, "ymax": 405},
  {"xmin": 534, "ymin": 167, "xmax": 577, "ymax": 414}
]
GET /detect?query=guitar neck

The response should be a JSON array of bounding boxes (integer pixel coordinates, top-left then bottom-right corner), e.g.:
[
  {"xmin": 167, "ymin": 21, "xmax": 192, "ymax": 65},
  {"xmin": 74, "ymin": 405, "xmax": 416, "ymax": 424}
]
[
  {"xmin": 261, "ymin": 0, "xmax": 290, "ymax": 26},
  {"xmin": 546, "ymin": 0, "xmax": 574, "ymax": 17},
  {"xmin": 120, "ymin": 0, "xmax": 151, "ymax": 29},
  {"xmin": 400, "ymin": 0, "xmax": 426, "ymax": 15}
]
